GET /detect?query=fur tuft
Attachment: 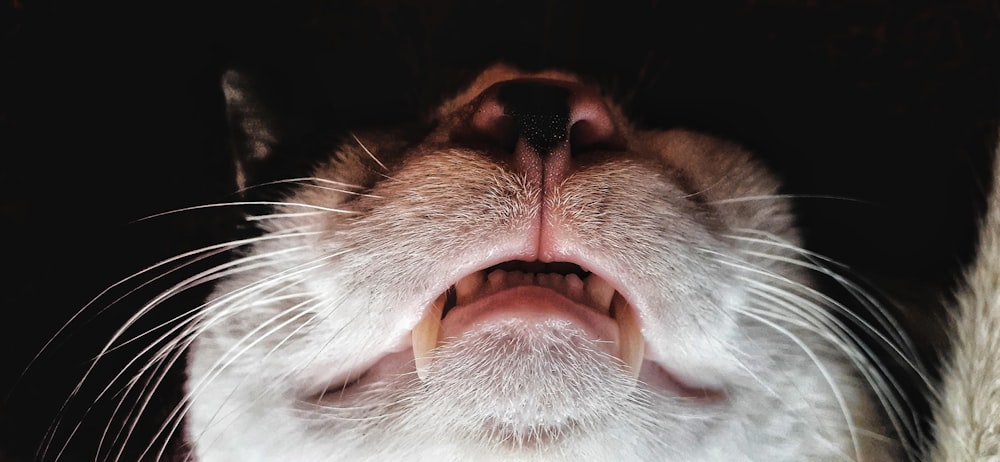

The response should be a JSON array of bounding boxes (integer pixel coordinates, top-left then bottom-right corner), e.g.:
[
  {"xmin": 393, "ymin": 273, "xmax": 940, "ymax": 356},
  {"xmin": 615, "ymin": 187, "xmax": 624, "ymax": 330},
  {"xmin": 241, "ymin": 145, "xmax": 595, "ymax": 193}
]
[{"xmin": 930, "ymin": 130, "xmax": 1000, "ymax": 460}]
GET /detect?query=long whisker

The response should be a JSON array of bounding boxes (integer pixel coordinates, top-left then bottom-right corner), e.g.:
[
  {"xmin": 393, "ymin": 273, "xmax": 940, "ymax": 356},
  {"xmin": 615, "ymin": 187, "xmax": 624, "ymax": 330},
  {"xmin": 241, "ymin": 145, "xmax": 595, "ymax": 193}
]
[
  {"xmin": 708, "ymin": 194, "xmax": 872, "ymax": 206},
  {"xmin": 183, "ymin": 284, "xmax": 373, "ymax": 452},
  {"xmin": 705, "ymin": 242, "xmax": 925, "ymax": 459},
  {"xmin": 735, "ymin": 308, "xmax": 863, "ymax": 462},
  {"xmin": 38, "ymin": 237, "xmax": 300, "ymax": 460},
  {"xmin": 742, "ymin": 285, "xmax": 922, "ymax": 460},
  {"xmin": 124, "ymin": 261, "xmax": 333, "ymax": 460},
  {"xmin": 350, "ymin": 132, "xmax": 388, "ymax": 172},
  {"xmin": 145, "ymin": 294, "xmax": 324, "ymax": 461},
  {"xmin": 156, "ymin": 245, "xmax": 366, "ymax": 455},
  {"xmin": 104, "ymin": 338, "xmax": 188, "ymax": 462},
  {"xmin": 85, "ymin": 232, "xmax": 320, "ymax": 361},
  {"xmin": 239, "ymin": 176, "xmax": 378, "ymax": 198},
  {"xmin": 245, "ymin": 211, "xmax": 329, "ymax": 221},
  {"xmin": 138, "ymin": 201, "xmax": 360, "ymax": 222},
  {"xmin": 48, "ymin": 245, "xmax": 309, "ymax": 461},
  {"xmin": 25, "ymin": 231, "xmax": 299, "ymax": 384},
  {"xmin": 715, "ymin": 241, "xmax": 927, "ymax": 383},
  {"xmin": 42, "ymin": 221, "xmax": 327, "ymax": 461},
  {"xmin": 103, "ymin": 242, "xmax": 349, "ymax": 460},
  {"xmin": 727, "ymin": 228, "xmax": 925, "ymax": 365}
]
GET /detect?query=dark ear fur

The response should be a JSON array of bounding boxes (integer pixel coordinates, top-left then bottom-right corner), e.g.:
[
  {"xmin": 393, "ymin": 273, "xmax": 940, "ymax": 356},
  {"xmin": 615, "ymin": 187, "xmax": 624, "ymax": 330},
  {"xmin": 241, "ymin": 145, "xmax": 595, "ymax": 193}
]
[
  {"xmin": 221, "ymin": 67, "xmax": 335, "ymax": 201},
  {"xmin": 221, "ymin": 69, "xmax": 281, "ymax": 194}
]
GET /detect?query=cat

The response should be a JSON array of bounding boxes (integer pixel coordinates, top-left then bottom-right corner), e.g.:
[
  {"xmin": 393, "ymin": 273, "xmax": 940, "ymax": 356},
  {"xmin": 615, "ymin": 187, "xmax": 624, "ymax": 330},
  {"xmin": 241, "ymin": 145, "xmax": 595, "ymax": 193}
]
[
  {"xmin": 176, "ymin": 63, "xmax": 907, "ymax": 461},
  {"xmin": 44, "ymin": 61, "xmax": 998, "ymax": 461}
]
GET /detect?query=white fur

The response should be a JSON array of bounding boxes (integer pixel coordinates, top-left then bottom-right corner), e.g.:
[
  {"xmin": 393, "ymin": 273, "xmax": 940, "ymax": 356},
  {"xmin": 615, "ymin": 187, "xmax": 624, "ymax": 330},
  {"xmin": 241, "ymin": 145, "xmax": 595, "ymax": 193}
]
[{"xmin": 930, "ymin": 133, "xmax": 1000, "ymax": 460}]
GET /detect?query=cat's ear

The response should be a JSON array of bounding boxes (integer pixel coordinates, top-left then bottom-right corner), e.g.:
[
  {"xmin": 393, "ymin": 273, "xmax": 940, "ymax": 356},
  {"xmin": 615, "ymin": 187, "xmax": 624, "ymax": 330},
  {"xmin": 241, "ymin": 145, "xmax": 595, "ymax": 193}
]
[{"xmin": 221, "ymin": 69, "xmax": 280, "ymax": 193}]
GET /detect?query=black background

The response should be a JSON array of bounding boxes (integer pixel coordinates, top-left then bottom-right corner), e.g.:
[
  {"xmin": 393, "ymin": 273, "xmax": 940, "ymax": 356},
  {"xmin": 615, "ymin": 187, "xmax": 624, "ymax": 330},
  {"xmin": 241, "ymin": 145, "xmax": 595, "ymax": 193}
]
[{"xmin": 2, "ymin": 0, "xmax": 999, "ymax": 460}]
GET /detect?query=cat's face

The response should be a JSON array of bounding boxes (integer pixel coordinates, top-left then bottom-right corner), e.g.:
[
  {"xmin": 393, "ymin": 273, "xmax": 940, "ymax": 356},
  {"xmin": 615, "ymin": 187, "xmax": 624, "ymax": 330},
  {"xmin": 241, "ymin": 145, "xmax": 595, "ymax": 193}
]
[{"xmin": 185, "ymin": 64, "xmax": 891, "ymax": 461}]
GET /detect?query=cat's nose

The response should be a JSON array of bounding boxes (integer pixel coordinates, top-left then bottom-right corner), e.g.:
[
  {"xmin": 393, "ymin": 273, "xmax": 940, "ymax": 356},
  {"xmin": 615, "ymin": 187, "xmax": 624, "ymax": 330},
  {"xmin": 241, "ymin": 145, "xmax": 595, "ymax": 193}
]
[{"xmin": 463, "ymin": 78, "xmax": 623, "ymax": 183}]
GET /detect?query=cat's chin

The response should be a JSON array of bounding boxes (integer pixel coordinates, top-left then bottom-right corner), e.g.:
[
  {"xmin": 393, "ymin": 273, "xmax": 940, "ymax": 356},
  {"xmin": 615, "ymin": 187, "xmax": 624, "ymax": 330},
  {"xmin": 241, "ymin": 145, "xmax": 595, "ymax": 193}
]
[
  {"xmin": 413, "ymin": 324, "xmax": 636, "ymax": 445},
  {"xmin": 292, "ymin": 322, "xmax": 719, "ymax": 458}
]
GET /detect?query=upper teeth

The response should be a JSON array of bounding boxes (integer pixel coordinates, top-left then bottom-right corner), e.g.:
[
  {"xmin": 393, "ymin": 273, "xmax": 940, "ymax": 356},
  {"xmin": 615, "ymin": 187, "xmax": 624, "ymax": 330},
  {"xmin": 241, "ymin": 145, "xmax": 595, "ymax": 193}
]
[
  {"xmin": 456, "ymin": 269, "xmax": 616, "ymax": 314},
  {"xmin": 412, "ymin": 266, "xmax": 644, "ymax": 383}
]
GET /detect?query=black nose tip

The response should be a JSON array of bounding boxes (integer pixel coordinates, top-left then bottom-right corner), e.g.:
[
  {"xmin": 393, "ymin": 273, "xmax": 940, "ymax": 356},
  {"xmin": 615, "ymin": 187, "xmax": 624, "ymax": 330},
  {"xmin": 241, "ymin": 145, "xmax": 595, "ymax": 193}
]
[
  {"xmin": 495, "ymin": 80, "xmax": 571, "ymax": 153},
  {"xmin": 465, "ymin": 78, "xmax": 621, "ymax": 157},
  {"xmin": 459, "ymin": 76, "xmax": 623, "ymax": 185}
]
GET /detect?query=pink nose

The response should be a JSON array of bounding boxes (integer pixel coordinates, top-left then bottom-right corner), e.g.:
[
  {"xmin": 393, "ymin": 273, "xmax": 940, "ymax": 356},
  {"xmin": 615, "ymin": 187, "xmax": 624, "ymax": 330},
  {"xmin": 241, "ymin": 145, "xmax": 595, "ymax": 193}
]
[{"xmin": 462, "ymin": 78, "xmax": 623, "ymax": 186}]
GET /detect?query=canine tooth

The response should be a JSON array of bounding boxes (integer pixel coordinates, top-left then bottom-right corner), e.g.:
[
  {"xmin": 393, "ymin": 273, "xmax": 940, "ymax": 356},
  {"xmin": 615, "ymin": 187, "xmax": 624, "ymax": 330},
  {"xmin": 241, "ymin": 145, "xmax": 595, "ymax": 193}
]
[
  {"xmin": 412, "ymin": 293, "xmax": 446, "ymax": 381},
  {"xmin": 584, "ymin": 274, "xmax": 615, "ymax": 313},
  {"xmin": 613, "ymin": 293, "xmax": 644, "ymax": 381},
  {"xmin": 454, "ymin": 271, "xmax": 485, "ymax": 305}
]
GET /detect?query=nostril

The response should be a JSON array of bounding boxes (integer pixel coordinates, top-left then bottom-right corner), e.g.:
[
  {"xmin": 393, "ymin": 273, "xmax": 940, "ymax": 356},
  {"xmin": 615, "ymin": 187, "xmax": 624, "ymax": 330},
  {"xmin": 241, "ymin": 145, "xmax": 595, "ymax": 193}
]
[
  {"xmin": 469, "ymin": 96, "xmax": 517, "ymax": 152},
  {"xmin": 568, "ymin": 98, "xmax": 621, "ymax": 152},
  {"xmin": 570, "ymin": 119, "xmax": 615, "ymax": 152}
]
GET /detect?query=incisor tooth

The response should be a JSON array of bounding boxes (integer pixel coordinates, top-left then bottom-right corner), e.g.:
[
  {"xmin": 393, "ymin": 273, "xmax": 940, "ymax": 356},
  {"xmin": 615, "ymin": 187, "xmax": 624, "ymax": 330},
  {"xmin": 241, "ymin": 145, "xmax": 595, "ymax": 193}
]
[
  {"xmin": 509, "ymin": 270, "xmax": 528, "ymax": 285},
  {"xmin": 537, "ymin": 273, "xmax": 559, "ymax": 290},
  {"xmin": 613, "ymin": 292, "xmax": 644, "ymax": 381},
  {"xmin": 487, "ymin": 269, "xmax": 507, "ymax": 290},
  {"xmin": 412, "ymin": 293, "xmax": 446, "ymax": 381}
]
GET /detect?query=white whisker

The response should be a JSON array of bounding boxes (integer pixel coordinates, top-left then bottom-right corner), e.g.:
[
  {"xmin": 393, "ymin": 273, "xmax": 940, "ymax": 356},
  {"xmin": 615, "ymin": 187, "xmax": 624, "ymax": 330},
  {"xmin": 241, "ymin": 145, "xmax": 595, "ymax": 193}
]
[
  {"xmin": 103, "ymin": 244, "xmax": 344, "ymax": 460},
  {"xmin": 350, "ymin": 132, "xmax": 388, "ymax": 172},
  {"xmin": 151, "ymin": 296, "xmax": 323, "ymax": 461},
  {"xmin": 239, "ymin": 176, "xmax": 378, "ymax": 198},
  {"xmin": 245, "ymin": 211, "xmax": 329, "ymax": 221},
  {"xmin": 138, "ymin": 201, "xmax": 360, "ymax": 222},
  {"xmin": 722, "ymin": 229, "xmax": 930, "ymax": 387},
  {"xmin": 743, "ymin": 286, "xmax": 921, "ymax": 460},
  {"xmin": 707, "ymin": 234, "xmax": 925, "ymax": 460},
  {"xmin": 727, "ymin": 228, "xmax": 924, "ymax": 363},
  {"xmin": 708, "ymin": 194, "xmax": 871, "ymax": 206},
  {"xmin": 80, "ymin": 256, "xmax": 310, "ymax": 458},
  {"xmin": 735, "ymin": 308, "xmax": 863, "ymax": 462},
  {"xmin": 43, "ymin": 227, "xmax": 327, "ymax": 461}
]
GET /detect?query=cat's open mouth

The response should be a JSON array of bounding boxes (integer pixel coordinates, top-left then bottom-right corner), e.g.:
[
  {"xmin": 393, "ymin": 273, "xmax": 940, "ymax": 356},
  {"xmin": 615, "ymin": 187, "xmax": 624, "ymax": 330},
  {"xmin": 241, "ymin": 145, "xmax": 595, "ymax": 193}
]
[{"xmin": 412, "ymin": 260, "xmax": 645, "ymax": 382}]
